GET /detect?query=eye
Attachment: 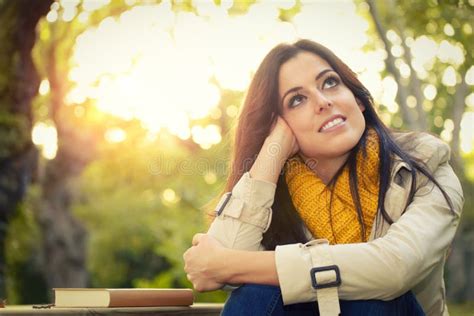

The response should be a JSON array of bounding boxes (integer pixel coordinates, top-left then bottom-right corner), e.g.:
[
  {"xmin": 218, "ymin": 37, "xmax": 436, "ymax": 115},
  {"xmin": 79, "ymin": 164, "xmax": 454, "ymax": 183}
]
[
  {"xmin": 323, "ymin": 75, "xmax": 340, "ymax": 89},
  {"xmin": 288, "ymin": 94, "xmax": 306, "ymax": 108}
]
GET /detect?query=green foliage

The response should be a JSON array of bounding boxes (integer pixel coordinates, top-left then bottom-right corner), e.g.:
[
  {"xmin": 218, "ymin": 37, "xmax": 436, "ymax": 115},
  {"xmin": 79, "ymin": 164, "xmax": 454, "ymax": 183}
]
[
  {"xmin": 71, "ymin": 117, "xmax": 229, "ymax": 302},
  {"xmin": 448, "ymin": 301, "xmax": 474, "ymax": 316},
  {"xmin": 5, "ymin": 189, "xmax": 48, "ymax": 304}
]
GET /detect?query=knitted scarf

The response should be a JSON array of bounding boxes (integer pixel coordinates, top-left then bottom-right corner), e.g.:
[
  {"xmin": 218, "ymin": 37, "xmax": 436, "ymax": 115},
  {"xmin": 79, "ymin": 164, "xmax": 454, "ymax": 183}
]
[{"xmin": 285, "ymin": 129, "xmax": 380, "ymax": 244}]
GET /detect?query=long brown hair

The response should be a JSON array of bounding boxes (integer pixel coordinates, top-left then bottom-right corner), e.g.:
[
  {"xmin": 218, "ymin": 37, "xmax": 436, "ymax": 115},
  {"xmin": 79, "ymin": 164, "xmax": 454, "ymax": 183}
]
[{"xmin": 225, "ymin": 39, "xmax": 454, "ymax": 250}]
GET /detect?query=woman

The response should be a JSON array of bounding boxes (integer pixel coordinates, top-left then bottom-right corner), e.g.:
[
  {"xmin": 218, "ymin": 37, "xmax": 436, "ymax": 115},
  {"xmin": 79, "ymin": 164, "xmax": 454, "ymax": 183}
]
[{"xmin": 183, "ymin": 39, "xmax": 463, "ymax": 315}]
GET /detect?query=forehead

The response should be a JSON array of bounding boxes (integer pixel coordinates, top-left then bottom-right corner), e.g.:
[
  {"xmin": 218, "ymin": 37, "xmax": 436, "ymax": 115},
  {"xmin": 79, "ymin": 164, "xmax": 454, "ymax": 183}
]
[{"xmin": 278, "ymin": 52, "xmax": 332, "ymax": 94}]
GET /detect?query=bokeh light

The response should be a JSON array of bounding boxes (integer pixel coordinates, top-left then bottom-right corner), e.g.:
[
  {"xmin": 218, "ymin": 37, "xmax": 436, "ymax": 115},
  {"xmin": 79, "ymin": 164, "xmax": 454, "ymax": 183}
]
[
  {"xmin": 36, "ymin": 0, "xmax": 474, "ymax": 157},
  {"xmin": 64, "ymin": 0, "xmax": 378, "ymax": 150}
]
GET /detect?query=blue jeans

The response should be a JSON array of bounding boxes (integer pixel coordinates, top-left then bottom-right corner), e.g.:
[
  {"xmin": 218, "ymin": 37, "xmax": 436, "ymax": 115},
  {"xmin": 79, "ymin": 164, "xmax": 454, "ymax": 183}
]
[{"xmin": 221, "ymin": 284, "xmax": 425, "ymax": 316}]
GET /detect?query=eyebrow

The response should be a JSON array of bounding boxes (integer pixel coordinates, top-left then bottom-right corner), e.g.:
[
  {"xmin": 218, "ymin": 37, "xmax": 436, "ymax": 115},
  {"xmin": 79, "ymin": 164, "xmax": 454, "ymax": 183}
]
[{"xmin": 280, "ymin": 68, "xmax": 334, "ymax": 105}]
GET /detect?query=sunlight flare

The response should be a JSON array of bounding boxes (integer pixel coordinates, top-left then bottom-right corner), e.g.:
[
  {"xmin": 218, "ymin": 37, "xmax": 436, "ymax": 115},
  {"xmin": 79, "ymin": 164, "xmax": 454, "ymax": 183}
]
[
  {"xmin": 67, "ymin": 1, "xmax": 387, "ymax": 149},
  {"xmin": 32, "ymin": 122, "xmax": 58, "ymax": 160}
]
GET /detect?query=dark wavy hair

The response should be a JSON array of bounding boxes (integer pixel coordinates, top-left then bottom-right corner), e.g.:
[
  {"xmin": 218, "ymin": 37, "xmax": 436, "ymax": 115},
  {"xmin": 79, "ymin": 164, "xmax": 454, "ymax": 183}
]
[{"xmin": 225, "ymin": 39, "xmax": 454, "ymax": 250}]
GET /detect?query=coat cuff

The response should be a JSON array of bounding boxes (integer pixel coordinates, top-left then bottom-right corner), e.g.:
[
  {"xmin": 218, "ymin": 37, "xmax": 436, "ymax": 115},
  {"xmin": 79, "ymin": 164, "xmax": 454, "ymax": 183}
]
[
  {"xmin": 275, "ymin": 240, "xmax": 341, "ymax": 313},
  {"xmin": 235, "ymin": 172, "xmax": 276, "ymax": 209},
  {"xmin": 275, "ymin": 243, "xmax": 316, "ymax": 305},
  {"xmin": 215, "ymin": 172, "xmax": 276, "ymax": 231}
]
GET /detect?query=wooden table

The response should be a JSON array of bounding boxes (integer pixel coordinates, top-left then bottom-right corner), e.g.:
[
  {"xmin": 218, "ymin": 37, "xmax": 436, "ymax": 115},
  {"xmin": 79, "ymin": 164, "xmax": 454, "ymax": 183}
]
[{"xmin": 0, "ymin": 304, "xmax": 224, "ymax": 315}]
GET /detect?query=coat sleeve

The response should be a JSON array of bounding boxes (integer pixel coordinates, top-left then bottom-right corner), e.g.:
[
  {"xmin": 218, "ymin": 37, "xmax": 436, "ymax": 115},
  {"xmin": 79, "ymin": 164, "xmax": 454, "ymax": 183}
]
[
  {"xmin": 275, "ymin": 161, "xmax": 464, "ymax": 305},
  {"xmin": 207, "ymin": 172, "xmax": 276, "ymax": 251}
]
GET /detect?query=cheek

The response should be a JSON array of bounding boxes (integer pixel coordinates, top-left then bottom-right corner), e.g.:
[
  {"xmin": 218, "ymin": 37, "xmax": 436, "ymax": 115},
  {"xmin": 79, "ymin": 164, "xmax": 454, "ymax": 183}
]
[
  {"xmin": 283, "ymin": 109, "xmax": 321, "ymax": 149},
  {"xmin": 285, "ymin": 113, "xmax": 314, "ymax": 139},
  {"xmin": 353, "ymin": 108, "xmax": 366, "ymax": 128},
  {"xmin": 285, "ymin": 104, "xmax": 315, "ymax": 124},
  {"xmin": 291, "ymin": 124, "xmax": 317, "ymax": 153}
]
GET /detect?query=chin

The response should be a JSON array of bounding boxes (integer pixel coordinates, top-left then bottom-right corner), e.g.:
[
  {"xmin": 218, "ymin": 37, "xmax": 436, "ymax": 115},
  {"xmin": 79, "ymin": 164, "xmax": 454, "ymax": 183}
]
[{"xmin": 302, "ymin": 139, "xmax": 359, "ymax": 159}]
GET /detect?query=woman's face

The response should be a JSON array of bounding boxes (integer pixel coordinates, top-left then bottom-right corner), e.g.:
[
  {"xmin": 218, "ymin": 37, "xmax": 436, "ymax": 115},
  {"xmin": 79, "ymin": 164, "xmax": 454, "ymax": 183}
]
[{"xmin": 279, "ymin": 51, "xmax": 366, "ymax": 161}]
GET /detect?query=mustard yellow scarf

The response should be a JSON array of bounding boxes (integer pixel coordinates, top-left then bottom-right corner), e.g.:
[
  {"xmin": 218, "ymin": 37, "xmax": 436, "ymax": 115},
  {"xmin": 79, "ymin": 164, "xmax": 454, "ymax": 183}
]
[{"xmin": 285, "ymin": 129, "xmax": 380, "ymax": 244}]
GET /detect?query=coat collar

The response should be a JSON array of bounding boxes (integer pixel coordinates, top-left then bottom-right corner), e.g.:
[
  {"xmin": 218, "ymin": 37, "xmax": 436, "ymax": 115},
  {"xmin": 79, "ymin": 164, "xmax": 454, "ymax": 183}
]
[
  {"xmin": 370, "ymin": 131, "xmax": 451, "ymax": 238},
  {"xmin": 391, "ymin": 131, "xmax": 451, "ymax": 174}
]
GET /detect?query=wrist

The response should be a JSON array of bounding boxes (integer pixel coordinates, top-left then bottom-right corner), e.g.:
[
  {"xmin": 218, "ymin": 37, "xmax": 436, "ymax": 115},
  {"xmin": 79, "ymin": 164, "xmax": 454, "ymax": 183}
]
[
  {"xmin": 262, "ymin": 137, "xmax": 292, "ymax": 163},
  {"xmin": 219, "ymin": 247, "xmax": 238, "ymax": 283},
  {"xmin": 218, "ymin": 250, "xmax": 279, "ymax": 286}
]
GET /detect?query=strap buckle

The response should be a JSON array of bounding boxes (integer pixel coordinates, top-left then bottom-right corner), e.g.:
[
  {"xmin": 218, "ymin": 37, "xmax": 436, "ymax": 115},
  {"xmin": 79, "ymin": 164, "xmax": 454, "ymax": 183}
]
[{"xmin": 310, "ymin": 265, "xmax": 341, "ymax": 290}]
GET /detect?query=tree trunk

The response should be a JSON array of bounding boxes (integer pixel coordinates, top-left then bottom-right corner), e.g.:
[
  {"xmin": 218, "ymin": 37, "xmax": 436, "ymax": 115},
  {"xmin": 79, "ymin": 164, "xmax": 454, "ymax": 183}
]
[
  {"xmin": 393, "ymin": 22, "xmax": 428, "ymax": 131},
  {"xmin": 36, "ymin": 145, "xmax": 90, "ymax": 288},
  {"xmin": 384, "ymin": 0, "xmax": 427, "ymax": 131},
  {"xmin": 34, "ymin": 23, "xmax": 95, "ymax": 289},
  {"xmin": 0, "ymin": 0, "xmax": 52, "ymax": 298},
  {"xmin": 451, "ymin": 78, "xmax": 468, "ymax": 175},
  {"xmin": 367, "ymin": 0, "xmax": 418, "ymax": 130}
]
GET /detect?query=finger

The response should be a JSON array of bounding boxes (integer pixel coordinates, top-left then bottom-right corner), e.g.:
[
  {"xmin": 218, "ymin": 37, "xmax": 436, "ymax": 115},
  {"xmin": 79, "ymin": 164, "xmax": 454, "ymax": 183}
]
[
  {"xmin": 270, "ymin": 116, "xmax": 282, "ymax": 131},
  {"xmin": 183, "ymin": 249, "xmax": 188, "ymax": 260},
  {"xmin": 183, "ymin": 258, "xmax": 190, "ymax": 272},
  {"xmin": 192, "ymin": 233, "xmax": 205, "ymax": 246},
  {"xmin": 183, "ymin": 248, "xmax": 191, "ymax": 261},
  {"xmin": 270, "ymin": 114, "xmax": 278, "ymax": 128}
]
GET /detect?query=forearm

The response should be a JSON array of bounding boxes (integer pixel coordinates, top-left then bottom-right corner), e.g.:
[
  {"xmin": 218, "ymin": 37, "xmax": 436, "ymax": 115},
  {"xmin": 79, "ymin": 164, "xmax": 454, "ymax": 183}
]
[
  {"xmin": 250, "ymin": 138, "xmax": 289, "ymax": 184},
  {"xmin": 207, "ymin": 170, "xmax": 277, "ymax": 251},
  {"xmin": 208, "ymin": 217, "xmax": 264, "ymax": 250},
  {"xmin": 222, "ymin": 248, "xmax": 279, "ymax": 286}
]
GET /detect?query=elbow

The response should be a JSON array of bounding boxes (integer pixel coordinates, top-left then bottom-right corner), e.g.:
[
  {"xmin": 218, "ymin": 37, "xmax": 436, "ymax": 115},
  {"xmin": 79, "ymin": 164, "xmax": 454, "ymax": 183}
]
[
  {"xmin": 382, "ymin": 255, "xmax": 423, "ymax": 300},
  {"xmin": 374, "ymin": 270, "xmax": 404, "ymax": 300},
  {"xmin": 387, "ymin": 273, "xmax": 410, "ymax": 300},
  {"xmin": 369, "ymin": 241, "xmax": 424, "ymax": 301},
  {"xmin": 377, "ymin": 269, "xmax": 410, "ymax": 301}
]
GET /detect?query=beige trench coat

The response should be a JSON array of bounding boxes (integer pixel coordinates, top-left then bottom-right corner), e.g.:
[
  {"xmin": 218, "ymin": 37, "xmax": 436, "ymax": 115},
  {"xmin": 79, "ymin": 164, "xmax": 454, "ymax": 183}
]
[{"xmin": 208, "ymin": 132, "xmax": 464, "ymax": 316}]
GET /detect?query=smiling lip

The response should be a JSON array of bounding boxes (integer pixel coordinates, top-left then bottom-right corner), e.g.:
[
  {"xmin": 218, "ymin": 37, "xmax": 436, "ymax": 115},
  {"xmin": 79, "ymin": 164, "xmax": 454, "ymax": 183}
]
[{"xmin": 318, "ymin": 114, "xmax": 347, "ymax": 132}]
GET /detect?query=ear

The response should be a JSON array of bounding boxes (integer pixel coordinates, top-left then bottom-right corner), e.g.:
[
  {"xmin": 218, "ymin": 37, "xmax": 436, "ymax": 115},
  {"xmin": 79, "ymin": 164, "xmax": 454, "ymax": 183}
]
[{"xmin": 356, "ymin": 98, "xmax": 365, "ymax": 112}]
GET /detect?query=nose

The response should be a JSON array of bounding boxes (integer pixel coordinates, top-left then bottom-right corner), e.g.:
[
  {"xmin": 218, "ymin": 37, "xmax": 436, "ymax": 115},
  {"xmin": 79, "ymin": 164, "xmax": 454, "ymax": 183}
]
[{"xmin": 312, "ymin": 90, "xmax": 332, "ymax": 114}]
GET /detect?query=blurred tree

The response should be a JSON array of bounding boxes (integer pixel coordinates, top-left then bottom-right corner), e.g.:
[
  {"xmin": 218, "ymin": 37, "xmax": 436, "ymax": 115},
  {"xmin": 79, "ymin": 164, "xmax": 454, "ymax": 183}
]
[
  {"xmin": 34, "ymin": 19, "xmax": 91, "ymax": 290},
  {"xmin": 0, "ymin": 0, "xmax": 52, "ymax": 298},
  {"xmin": 72, "ymin": 117, "xmax": 230, "ymax": 303},
  {"xmin": 24, "ymin": 0, "xmax": 234, "ymax": 302},
  {"xmin": 29, "ymin": 0, "xmax": 142, "ymax": 293},
  {"xmin": 366, "ymin": 0, "xmax": 473, "ymax": 173}
]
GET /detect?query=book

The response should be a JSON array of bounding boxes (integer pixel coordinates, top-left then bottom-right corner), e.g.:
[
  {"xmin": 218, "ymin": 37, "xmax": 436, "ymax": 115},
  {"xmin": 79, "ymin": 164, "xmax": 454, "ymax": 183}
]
[{"xmin": 53, "ymin": 288, "xmax": 194, "ymax": 308}]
